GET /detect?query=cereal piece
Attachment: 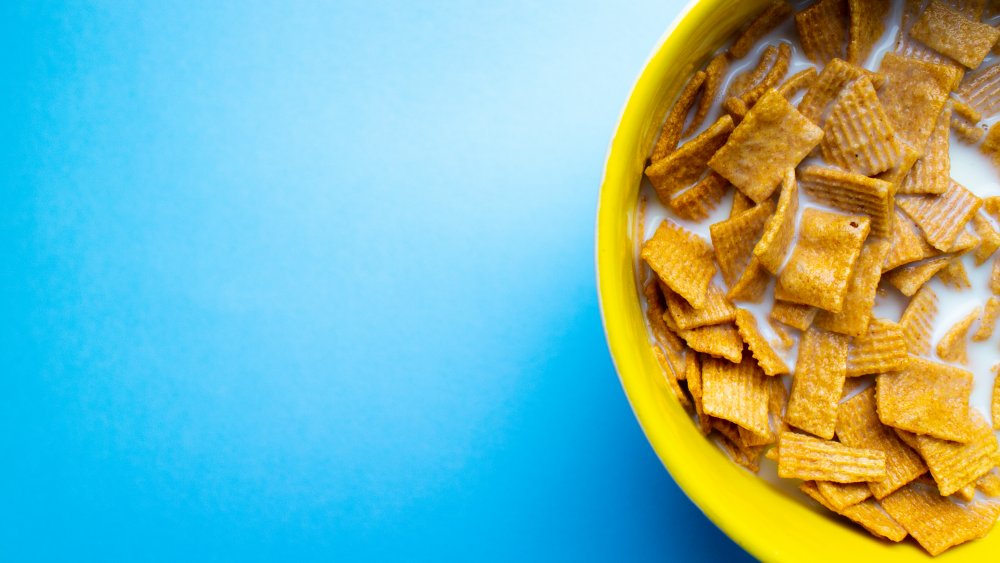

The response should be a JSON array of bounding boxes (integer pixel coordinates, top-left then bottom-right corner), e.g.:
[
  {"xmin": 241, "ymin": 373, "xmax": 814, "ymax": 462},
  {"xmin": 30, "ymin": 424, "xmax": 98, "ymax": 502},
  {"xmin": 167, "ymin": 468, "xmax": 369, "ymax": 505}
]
[
  {"xmin": 953, "ymin": 97, "xmax": 982, "ymax": 123},
  {"xmin": 817, "ymin": 480, "xmax": 873, "ymax": 510},
  {"xmin": 710, "ymin": 200, "xmax": 775, "ymax": 286},
  {"xmin": 645, "ymin": 116, "xmax": 735, "ymax": 203},
  {"xmin": 651, "ymin": 70, "xmax": 708, "ymax": 163},
  {"xmin": 644, "ymin": 280, "xmax": 687, "ymax": 375},
  {"xmin": 709, "ymin": 89, "xmax": 824, "ymax": 203},
  {"xmin": 845, "ymin": 319, "xmax": 910, "ymax": 377},
  {"xmin": 877, "ymin": 52, "xmax": 962, "ymax": 152},
  {"xmin": 799, "ymin": 481, "xmax": 908, "ymax": 541},
  {"xmin": 896, "ymin": 413, "xmax": 998, "ymax": 496},
  {"xmin": 898, "ymin": 103, "xmax": 951, "ymax": 195},
  {"xmin": 875, "ymin": 144, "xmax": 921, "ymax": 189},
  {"xmin": 881, "ymin": 482, "xmax": 1000, "ymax": 556},
  {"xmin": 884, "ymin": 208, "xmax": 939, "ymax": 271},
  {"xmin": 973, "ymin": 297, "xmax": 1000, "ymax": 341},
  {"xmin": 728, "ymin": 46, "xmax": 780, "ymax": 99},
  {"xmin": 642, "ymin": 220, "xmax": 717, "ymax": 309},
  {"xmin": 777, "ymin": 432, "xmax": 887, "ymax": 482},
  {"xmin": 885, "ymin": 255, "xmax": 952, "ymax": 296},
  {"xmin": 976, "ymin": 468, "xmax": 1000, "ymax": 497},
  {"xmin": 798, "ymin": 166, "xmax": 893, "ymax": 237},
  {"xmin": 956, "ymin": 62, "xmax": 1000, "ymax": 118},
  {"xmin": 837, "ymin": 388, "xmax": 927, "ymax": 499},
  {"xmin": 795, "ymin": 0, "xmax": 848, "ymax": 64},
  {"xmin": 814, "ymin": 241, "xmax": 891, "ymax": 337},
  {"xmin": 729, "ymin": 0, "xmax": 794, "ymax": 59},
  {"xmin": 953, "ymin": 482, "xmax": 977, "ymax": 502},
  {"xmin": 785, "ymin": 328, "xmax": 850, "ymax": 439},
  {"xmin": 910, "ymin": 1, "xmax": 1000, "ymax": 69},
  {"xmin": 938, "ymin": 257, "xmax": 971, "ymax": 290},
  {"xmin": 752, "ymin": 168, "xmax": 798, "ymax": 273},
  {"xmin": 665, "ymin": 316, "xmax": 745, "ymax": 364},
  {"xmin": 770, "ymin": 300, "xmax": 817, "ymax": 331},
  {"xmin": 722, "ymin": 96, "xmax": 749, "ymax": 122},
  {"xmin": 669, "ymin": 172, "xmax": 729, "ymax": 221},
  {"xmin": 652, "ymin": 345, "xmax": 693, "ymax": 411},
  {"xmin": 899, "ymin": 284, "xmax": 939, "ymax": 354},
  {"xmin": 777, "ymin": 67, "xmax": 818, "ymax": 99},
  {"xmin": 941, "ymin": 0, "xmax": 987, "ymax": 19},
  {"xmin": 733, "ymin": 43, "xmax": 793, "ymax": 109},
  {"xmin": 983, "ymin": 122, "xmax": 1000, "ymax": 167},
  {"xmin": 973, "ymin": 213, "xmax": 1000, "ymax": 265},
  {"xmin": 726, "ymin": 256, "xmax": 771, "ymax": 303},
  {"xmin": 685, "ymin": 353, "xmax": 713, "ymax": 436},
  {"xmin": 819, "ymin": 78, "xmax": 902, "ymax": 177},
  {"xmin": 992, "ymin": 254, "xmax": 1000, "ymax": 295},
  {"xmin": 936, "ymin": 306, "xmax": 981, "ymax": 364},
  {"xmin": 875, "ymin": 357, "xmax": 974, "ymax": 442},
  {"xmin": 664, "ymin": 283, "xmax": 738, "ymax": 330},
  {"xmin": 769, "ymin": 320, "xmax": 794, "ymax": 350},
  {"xmin": 775, "ymin": 209, "xmax": 870, "ymax": 313},
  {"xmin": 701, "ymin": 354, "xmax": 771, "ymax": 439},
  {"xmin": 848, "ymin": 0, "xmax": 890, "ymax": 65},
  {"xmin": 687, "ymin": 54, "xmax": 730, "ymax": 137},
  {"xmin": 734, "ymin": 309, "xmax": 789, "ymax": 376},
  {"xmin": 799, "ymin": 58, "xmax": 885, "ymax": 124},
  {"xmin": 768, "ymin": 374, "xmax": 789, "ymax": 434},
  {"xmin": 894, "ymin": 10, "xmax": 968, "ymax": 80},
  {"xmin": 897, "ymin": 180, "xmax": 983, "ymax": 251},
  {"xmin": 730, "ymin": 190, "xmax": 753, "ymax": 217},
  {"xmin": 951, "ymin": 98, "xmax": 983, "ymax": 143}
]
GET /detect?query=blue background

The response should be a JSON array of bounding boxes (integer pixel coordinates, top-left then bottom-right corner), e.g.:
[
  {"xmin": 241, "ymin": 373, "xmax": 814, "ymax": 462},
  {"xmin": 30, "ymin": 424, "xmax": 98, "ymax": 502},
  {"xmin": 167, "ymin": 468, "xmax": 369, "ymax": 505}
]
[{"xmin": 1, "ymin": 1, "xmax": 752, "ymax": 560}]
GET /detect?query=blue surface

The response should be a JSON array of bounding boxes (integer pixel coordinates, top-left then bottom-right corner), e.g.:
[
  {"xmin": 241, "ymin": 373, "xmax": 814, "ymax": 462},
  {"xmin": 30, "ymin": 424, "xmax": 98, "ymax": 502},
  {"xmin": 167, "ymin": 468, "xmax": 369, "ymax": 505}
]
[{"xmin": 1, "ymin": 1, "xmax": 753, "ymax": 561}]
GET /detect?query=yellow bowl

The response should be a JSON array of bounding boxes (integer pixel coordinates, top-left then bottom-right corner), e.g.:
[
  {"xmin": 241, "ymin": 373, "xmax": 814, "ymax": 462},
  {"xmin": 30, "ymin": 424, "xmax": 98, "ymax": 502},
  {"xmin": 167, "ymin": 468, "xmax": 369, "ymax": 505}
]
[{"xmin": 595, "ymin": 1, "xmax": 995, "ymax": 560}]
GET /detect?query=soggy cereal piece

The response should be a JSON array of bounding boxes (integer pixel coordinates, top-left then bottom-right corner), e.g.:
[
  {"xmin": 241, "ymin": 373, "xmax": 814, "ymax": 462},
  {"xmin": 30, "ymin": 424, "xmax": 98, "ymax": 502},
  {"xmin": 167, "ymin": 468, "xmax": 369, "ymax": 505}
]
[
  {"xmin": 799, "ymin": 481, "xmax": 908, "ymax": 541},
  {"xmin": 973, "ymin": 213, "xmax": 1000, "ymax": 266},
  {"xmin": 709, "ymin": 89, "xmax": 824, "ymax": 203},
  {"xmin": 875, "ymin": 144, "xmax": 921, "ymax": 189},
  {"xmin": 845, "ymin": 319, "xmax": 910, "ymax": 377},
  {"xmin": 898, "ymin": 104, "xmax": 951, "ymax": 195},
  {"xmin": 753, "ymin": 169, "xmax": 798, "ymax": 273},
  {"xmin": 936, "ymin": 306, "xmax": 981, "ymax": 364},
  {"xmin": 886, "ymin": 255, "xmax": 951, "ymax": 296},
  {"xmin": 646, "ymin": 116, "xmax": 735, "ymax": 203},
  {"xmin": 732, "ymin": 43, "xmax": 793, "ymax": 109},
  {"xmin": 669, "ymin": 172, "xmax": 729, "ymax": 221},
  {"xmin": 728, "ymin": 46, "xmax": 780, "ymax": 99},
  {"xmin": 701, "ymin": 354, "xmax": 771, "ymax": 439},
  {"xmin": 796, "ymin": 0, "xmax": 849, "ymax": 64},
  {"xmin": 817, "ymin": 480, "xmax": 873, "ymax": 510},
  {"xmin": 815, "ymin": 241, "xmax": 891, "ymax": 337},
  {"xmin": 848, "ymin": 0, "xmax": 890, "ymax": 65},
  {"xmin": 876, "ymin": 357, "xmax": 974, "ymax": 442},
  {"xmin": 644, "ymin": 281, "xmax": 687, "ymax": 376},
  {"xmin": 786, "ymin": 328, "xmax": 850, "ymax": 439},
  {"xmin": 819, "ymin": 78, "xmax": 902, "ymax": 177},
  {"xmin": 897, "ymin": 180, "xmax": 983, "ymax": 251},
  {"xmin": 664, "ymin": 315, "xmax": 745, "ymax": 364},
  {"xmin": 652, "ymin": 345, "xmax": 693, "ymax": 411},
  {"xmin": 881, "ymin": 482, "xmax": 1000, "ymax": 556},
  {"xmin": 722, "ymin": 97, "xmax": 748, "ymax": 122},
  {"xmin": 951, "ymin": 98, "xmax": 984, "ymax": 143},
  {"xmin": 651, "ymin": 70, "xmax": 707, "ymax": 163},
  {"xmin": 956, "ymin": 62, "xmax": 1000, "ymax": 118},
  {"xmin": 884, "ymin": 208, "xmax": 939, "ymax": 271},
  {"xmin": 778, "ymin": 431, "xmax": 887, "ymax": 482},
  {"xmin": 726, "ymin": 256, "xmax": 771, "ymax": 303},
  {"xmin": 798, "ymin": 166, "xmax": 893, "ymax": 237},
  {"xmin": 642, "ymin": 220, "xmax": 717, "ymax": 309},
  {"xmin": 729, "ymin": 0, "xmax": 794, "ymax": 59},
  {"xmin": 768, "ymin": 374, "xmax": 789, "ymax": 433},
  {"xmin": 837, "ymin": 388, "xmax": 927, "ymax": 499},
  {"xmin": 664, "ymin": 283, "xmax": 738, "ymax": 330},
  {"xmin": 877, "ymin": 52, "xmax": 962, "ymax": 152},
  {"xmin": 973, "ymin": 297, "xmax": 1000, "ymax": 341},
  {"xmin": 977, "ymin": 468, "xmax": 1000, "ymax": 496},
  {"xmin": 896, "ymin": 413, "xmax": 998, "ymax": 497},
  {"xmin": 899, "ymin": 284, "xmax": 939, "ymax": 354},
  {"xmin": 777, "ymin": 67, "xmax": 818, "ymax": 99},
  {"xmin": 710, "ymin": 200, "xmax": 775, "ymax": 286},
  {"xmin": 954, "ymin": 482, "xmax": 977, "ymax": 502},
  {"xmin": 937, "ymin": 257, "xmax": 971, "ymax": 289},
  {"xmin": 770, "ymin": 300, "xmax": 818, "ymax": 331},
  {"xmin": 776, "ymin": 209, "xmax": 870, "ymax": 313},
  {"xmin": 983, "ymin": 122, "xmax": 1000, "ymax": 167},
  {"xmin": 734, "ymin": 308, "xmax": 788, "ymax": 376},
  {"xmin": 730, "ymin": 189, "xmax": 754, "ymax": 218},
  {"xmin": 949, "ymin": 229, "xmax": 979, "ymax": 253},
  {"xmin": 687, "ymin": 54, "xmax": 731, "ymax": 137},
  {"xmin": 799, "ymin": 58, "xmax": 885, "ymax": 124},
  {"xmin": 686, "ymin": 353, "xmax": 714, "ymax": 435},
  {"xmin": 910, "ymin": 1, "xmax": 1000, "ymax": 69}
]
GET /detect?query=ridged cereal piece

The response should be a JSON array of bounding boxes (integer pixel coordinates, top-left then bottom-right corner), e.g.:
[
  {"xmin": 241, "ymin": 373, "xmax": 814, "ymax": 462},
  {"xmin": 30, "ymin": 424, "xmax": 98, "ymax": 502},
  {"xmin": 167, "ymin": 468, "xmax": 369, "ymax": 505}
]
[
  {"xmin": 993, "ymin": 254, "xmax": 1000, "ymax": 295},
  {"xmin": 687, "ymin": 53, "xmax": 730, "ymax": 137},
  {"xmin": 896, "ymin": 413, "xmax": 998, "ymax": 496},
  {"xmin": 728, "ymin": 0, "xmax": 794, "ymax": 59},
  {"xmin": 976, "ymin": 468, "xmax": 1000, "ymax": 496},
  {"xmin": 710, "ymin": 200, "xmax": 775, "ymax": 287},
  {"xmin": 734, "ymin": 309, "xmax": 788, "ymax": 376},
  {"xmin": 669, "ymin": 172, "xmax": 729, "ymax": 221},
  {"xmin": 956, "ymin": 62, "xmax": 1000, "ymax": 118},
  {"xmin": 973, "ymin": 297, "xmax": 1000, "ymax": 341},
  {"xmin": 816, "ymin": 480, "xmax": 872, "ymax": 510},
  {"xmin": 938, "ymin": 257, "xmax": 971, "ymax": 290},
  {"xmin": 820, "ymin": 78, "xmax": 902, "ymax": 176},
  {"xmin": 777, "ymin": 67, "xmax": 817, "ymax": 99},
  {"xmin": 777, "ymin": 431, "xmax": 887, "ymax": 482},
  {"xmin": 910, "ymin": 1, "xmax": 1000, "ymax": 69},
  {"xmin": 770, "ymin": 300, "xmax": 818, "ymax": 331},
  {"xmin": 753, "ymin": 169, "xmax": 798, "ymax": 273},
  {"xmin": 727, "ymin": 256, "xmax": 771, "ymax": 303},
  {"xmin": 899, "ymin": 284, "xmax": 939, "ymax": 354},
  {"xmin": 897, "ymin": 180, "xmax": 983, "ymax": 251},
  {"xmin": 994, "ymin": 368, "xmax": 1000, "ymax": 430},
  {"xmin": 845, "ymin": 318, "xmax": 910, "ymax": 377},
  {"xmin": 651, "ymin": 345, "xmax": 692, "ymax": 411},
  {"xmin": 645, "ymin": 116, "xmax": 735, "ymax": 203},
  {"xmin": 898, "ymin": 103, "xmax": 951, "ymax": 195},
  {"xmin": 848, "ymin": 0, "xmax": 890, "ymax": 65},
  {"xmin": 730, "ymin": 43, "xmax": 792, "ymax": 110},
  {"xmin": 983, "ymin": 122, "xmax": 1000, "ymax": 167},
  {"xmin": 664, "ymin": 314, "xmax": 745, "ymax": 364},
  {"xmin": 880, "ymin": 482, "xmax": 1000, "ymax": 556},
  {"xmin": 786, "ymin": 328, "xmax": 850, "ymax": 439},
  {"xmin": 941, "ymin": 0, "xmax": 987, "ymax": 19},
  {"xmin": 664, "ymin": 283, "xmax": 737, "ymax": 330},
  {"xmin": 728, "ymin": 45, "xmax": 779, "ymax": 99},
  {"xmin": 876, "ymin": 357, "xmax": 974, "ymax": 442},
  {"xmin": 795, "ymin": 0, "xmax": 849, "ymax": 64},
  {"xmin": 799, "ymin": 481, "xmax": 908, "ymax": 541},
  {"xmin": 887, "ymin": 255, "xmax": 952, "ymax": 296},
  {"xmin": 701, "ymin": 354, "xmax": 771, "ymax": 439},
  {"xmin": 875, "ymin": 143, "xmax": 920, "ymax": 189},
  {"xmin": 951, "ymin": 98, "xmax": 984, "ymax": 143},
  {"xmin": 877, "ymin": 52, "xmax": 962, "ymax": 152},
  {"xmin": 643, "ymin": 280, "xmax": 686, "ymax": 375},
  {"xmin": 973, "ymin": 213, "xmax": 1000, "ymax": 265},
  {"xmin": 936, "ymin": 306, "xmax": 981, "ymax": 364},
  {"xmin": 798, "ymin": 165, "xmax": 893, "ymax": 237},
  {"xmin": 730, "ymin": 189, "xmax": 753, "ymax": 217},
  {"xmin": 651, "ymin": 70, "xmax": 707, "ymax": 163},
  {"xmin": 642, "ymin": 221, "xmax": 717, "ymax": 309},
  {"xmin": 799, "ymin": 58, "xmax": 885, "ymax": 124},
  {"xmin": 884, "ymin": 208, "xmax": 938, "ymax": 271},
  {"xmin": 815, "ymin": 240, "xmax": 891, "ymax": 337},
  {"xmin": 685, "ymin": 352, "xmax": 713, "ymax": 436}
]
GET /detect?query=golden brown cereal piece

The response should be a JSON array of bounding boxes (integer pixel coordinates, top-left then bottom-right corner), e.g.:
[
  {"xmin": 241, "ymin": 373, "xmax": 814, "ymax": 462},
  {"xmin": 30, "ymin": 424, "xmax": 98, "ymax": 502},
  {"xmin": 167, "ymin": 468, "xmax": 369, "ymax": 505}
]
[
  {"xmin": 722, "ymin": 97, "xmax": 748, "ymax": 122},
  {"xmin": 729, "ymin": 0, "xmax": 794, "ymax": 59},
  {"xmin": 726, "ymin": 256, "xmax": 771, "ymax": 303},
  {"xmin": 817, "ymin": 480, "xmax": 873, "ymax": 510},
  {"xmin": 777, "ymin": 67, "xmax": 818, "ymax": 99},
  {"xmin": 898, "ymin": 104, "xmax": 951, "ymax": 195},
  {"xmin": 886, "ymin": 256, "xmax": 951, "ymax": 296},
  {"xmin": 775, "ymin": 209, "xmax": 870, "ymax": 313},
  {"xmin": 899, "ymin": 284, "xmax": 939, "ymax": 354},
  {"xmin": 936, "ymin": 306, "xmax": 981, "ymax": 364},
  {"xmin": 799, "ymin": 58, "xmax": 885, "ymax": 124},
  {"xmin": 777, "ymin": 431, "xmax": 887, "ymax": 482},
  {"xmin": 898, "ymin": 413, "xmax": 998, "ymax": 497},
  {"xmin": 973, "ymin": 213, "xmax": 1000, "ymax": 265},
  {"xmin": 652, "ymin": 345, "xmax": 692, "ymax": 411},
  {"xmin": 796, "ymin": 0, "xmax": 848, "ymax": 65},
  {"xmin": 714, "ymin": 421, "xmax": 768, "ymax": 472},
  {"xmin": 976, "ymin": 468, "xmax": 1000, "ymax": 497},
  {"xmin": 685, "ymin": 353, "xmax": 713, "ymax": 436},
  {"xmin": 951, "ymin": 98, "xmax": 983, "ymax": 143},
  {"xmin": 956, "ymin": 62, "xmax": 1000, "ymax": 118},
  {"xmin": 819, "ymin": 78, "xmax": 902, "ymax": 177},
  {"xmin": 953, "ymin": 482, "xmax": 977, "ymax": 502},
  {"xmin": 875, "ymin": 144, "xmax": 921, "ymax": 189},
  {"xmin": 709, "ymin": 89, "xmax": 824, "ymax": 203},
  {"xmin": 687, "ymin": 54, "xmax": 730, "ymax": 137},
  {"xmin": 768, "ymin": 374, "xmax": 789, "ymax": 434},
  {"xmin": 643, "ymin": 280, "xmax": 686, "ymax": 364},
  {"xmin": 730, "ymin": 44, "xmax": 793, "ymax": 110},
  {"xmin": 664, "ymin": 283, "xmax": 737, "ymax": 330},
  {"xmin": 710, "ymin": 200, "xmax": 775, "ymax": 287},
  {"xmin": 752, "ymin": 169, "xmax": 798, "ymax": 274},
  {"xmin": 848, "ymin": 0, "xmax": 890, "ymax": 65},
  {"xmin": 949, "ymin": 229, "xmax": 979, "ymax": 253},
  {"xmin": 884, "ymin": 208, "xmax": 939, "ymax": 271},
  {"xmin": 730, "ymin": 190, "xmax": 753, "ymax": 218},
  {"xmin": 910, "ymin": 1, "xmax": 1000, "ymax": 69},
  {"xmin": 993, "ymin": 254, "xmax": 1000, "ymax": 295},
  {"xmin": 651, "ymin": 70, "xmax": 707, "ymax": 163},
  {"xmin": 876, "ymin": 357, "xmax": 974, "ymax": 442},
  {"xmin": 645, "ymin": 116, "xmax": 735, "ymax": 203},
  {"xmin": 941, "ymin": 0, "xmax": 987, "ymax": 19},
  {"xmin": 799, "ymin": 481, "xmax": 908, "ymax": 541},
  {"xmin": 937, "ymin": 257, "xmax": 971, "ymax": 290},
  {"xmin": 664, "ymin": 315, "xmax": 744, "ymax": 364},
  {"xmin": 973, "ymin": 297, "xmax": 1000, "ymax": 341},
  {"xmin": 798, "ymin": 166, "xmax": 893, "ymax": 238},
  {"xmin": 877, "ymin": 52, "xmax": 962, "ymax": 152},
  {"xmin": 785, "ymin": 328, "xmax": 850, "ymax": 439},
  {"xmin": 734, "ymin": 309, "xmax": 788, "ymax": 376},
  {"xmin": 814, "ymin": 241, "xmax": 891, "ymax": 337},
  {"xmin": 641, "ymin": 220, "xmax": 717, "ymax": 309},
  {"xmin": 728, "ymin": 46, "xmax": 779, "ymax": 99},
  {"xmin": 837, "ymin": 388, "xmax": 927, "ymax": 499},
  {"xmin": 701, "ymin": 354, "xmax": 771, "ymax": 439},
  {"xmin": 845, "ymin": 319, "xmax": 910, "ymax": 377},
  {"xmin": 770, "ymin": 300, "xmax": 818, "ymax": 331},
  {"xmin": 769, "ymin": 319, "xmax": 795, "ymax": 350},
  {"xmin": 983, "ymin": 122, "xmax": 1000, "ymax": 167},
  {"xmin": 953, "ymin": 97, "xmax": 982, "ymax": 123},
  {"xmin": 669, "ymin": 172, "xmax": 729, "ymax": 222},
  {"xmin": 894, "ymin": 6, "xmax": 968, "ymax": 79},
  {"xmin": 881, "ymin": 482, "xmax": 1000, "ymax": 556},
  {"xmin": 897, "ymin": 180, "xmax": 983, "ymax": 251}
]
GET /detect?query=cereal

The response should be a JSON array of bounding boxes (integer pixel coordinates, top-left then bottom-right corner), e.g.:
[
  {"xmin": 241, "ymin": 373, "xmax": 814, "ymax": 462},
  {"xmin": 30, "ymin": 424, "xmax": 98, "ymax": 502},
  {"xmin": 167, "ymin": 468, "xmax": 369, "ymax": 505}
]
[
  {"xmin": 800, "ymin": 481, "xmax": 908, "ymax": 541},
  {"xmin": 884, "ymin": 255, "xmax": 952, "ymax": 296},
  {"xmin": 669, "ymin": 172, "xmax": 729, "ymax": 221},
  {"xmin": 899, "ymin": 284, "xmax": 939, "ymax": 354},
  {"xmin": 728, "ymin": 45, "xmax": 780, "ymax": 99},
  {"xmin": 848, "ymin": 0, "xmax": 890, "ymax": 65},
  {"xmin": 688, "ymin": 54, "xmax": 730, "ymax": 137},
  {"xmin": 795, "ymin": 0, "xmax": 848, "ymax": 64},
  {"xmin": 909, "ymin": 1, "xmax": 1000, "ymax": 69},
  {"xmin": 665, "ymin": 315, "xmax": 745, "ymax": 364},
  {"xmin": 735, "ymin": 308, "xmax": 789, "ymax": 376},
  {"xmin": 951, "ymin": 98, "xmax": 984, "ymax": 143},
  {"xmin": 816, "ymin": 480, "xmax": 873, "ymax": 510},
  {"xmin": 652, "ymin": 345, "xmax": 693, "ymax": 411},
  {"xmin": 819, "ymin": 77, "xmax": 902, "ymax": 177},
  {"xmin": 777, "ymin": 67, "xmax": 818, "ymax": 99},
  {"xmin": 936, "ymin": 306, "xmax": 981, "ymax": 364},
  {"xmin": 814, "ymin": 240, "xmax": 892, "ymax": 337},
  {"xmin": 876, "ymin": 357, "xmax": 974, "ymax": 442},
  {"xmin": 995, "ymin": 368, "xmax": 1000, "ymax": 430},
  {"xmin": 800, "ymin": 58, "xmax": 885, "ymax": 124},
  {"xmin": 729, "ymin": 189, "xmax": 753, "ymax": 217},
  {"xmin": 710, "ymin": 200, "xmax": 775, "ymax": 287},
  {"xmin": 881, "ymin": 482, "xmax": 1000, "ymax": 556},
  {"xmin": 977, "ymin": 468, "xmax": 1000, "ymax": 496},
  {"xmin": 884, "ymin": 208, "xmax": 939, "ymax": 271},
  {"xmin": 643, "ymin": 281, "xmax": 687, "ymax": 375},
  {"xmin": 752, "ymin": 169, "xmax": 798, "ymax": 273},
  {"xmin": 897, "ymin": 180, "xmax": 983, "ymax": 251},
  {"xmin": 651, "ymin": 70, "xmax": 707, "ymax": 163},
  {"xmin": 642, "ymin": 220, "xmax": 717, "ymax": 309},
  {"xmin": 877, "ymin": 52, "xmax": 962, "ymax": 151},
  {"xmin": 984, "ymin": 122, "xmax": 1000, "ymax": 166},
  {"xmin": 938, "ymin": 257, "xmax": 971, "ymax": 290},
  {"xmin": 956, "ymin": 62, "xmax": 1000, "ymax": 118},
  {"xmin": 875, "ymin": 143, "xmax": 921, "ymax": 189},
  {"xmin": 685, "ymin": 352, "xmax": 713, "ymax": 436},
  {"xmin": 770, "ymin": 300, "xmax": 818, "ymax": 331},
  {"xmin": 898, "ymin": 103, "xmax": 951, "ymax": 196},
  {"xmin": 992, "ymin": 254, "xmax": 1000, "ymax": 294},
  {"xmin": 646, "ymin": 116, "xmax": 735, "ymax": 203},
  {"xmin": 727, "ymin": 256, "xmax": 771, "ymax": 302},
  {"xmin": 785, "ymin": 328, "xmax": 850, "ymax": 439},
  {"xmin": 731, "ymin": 43, "xmax": 792, "ymax": 109},
  {"xmin": 973, "ymin": 213, "xmax": 1000, "ymax": 265},
  {"xmin": 798, "ymin": 166, "xmax": 893, "ymax": 238},
  {"xmin": 845, "ymin": 318, "xmax": 910, "ymax": 377},
  {"xmin": 897, "ymin": 413, "xmax": 999, "ymax": 496},
  {"xmin": 664, "ymin": 283, "xmax": 738, "ymax": 330},
  {"xmin": 973, "ymin": 297, "xmax": 1000, "ymax": 341},
  {"xmin": 729, "ymin": 0, "xmax": 794, "ymax": 59},
  {"xmin": 777, "ymin": 431, "xmax": 887, "ymax": 482},
  {"xmin": 701, "ymin": 355, "xmax": 771, "ymax": 440}
]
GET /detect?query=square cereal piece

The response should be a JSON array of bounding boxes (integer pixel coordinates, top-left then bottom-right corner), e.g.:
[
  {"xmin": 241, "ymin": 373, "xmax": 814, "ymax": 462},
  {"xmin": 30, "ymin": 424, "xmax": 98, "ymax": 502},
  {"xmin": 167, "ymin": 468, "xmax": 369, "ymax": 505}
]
[
  {"xmin": 936, "ymin": 306, "xmax": 981, "ymax": 364},
  {"xmin": 957, "ymin": 62, "xmax": 1000, "ymax": 118},
  {"xmin": 884, "ymin": 208, "xmax": 938, "ymax": 271},
  {"xmin": 700, "ymin": 354, "xmax": 771, "ymax": 439},
  {"xmin": 875, "ymin": 356, "xmax": 974, "ymax": 442},
  {"xmin": 819, "ymin": 77, "xmax": 902, "ymax": 177},
  {"xmin": 664, "ymin": 315, "xmax": 745, "ymax": 364},
  {"xmin": 897, "ymin": 413, "xmax": 998, "ymax": 497},
  {"xmin": 815, "ymin": 241, "xmax": 891, "ymax": 337},
  {"xmin": 709, "ymin": 89, "xmax": 824, "ymax": 203},
  {"xmin": 877, "ymin": 52, "xmax": 962, "ymax": 152},
  {"xmin": 651, "ymin": 70, "xmax": 708, "ymax": 163},
  {"xmin": 730, "ymin": 190, "xmax": 754, "ymax": 218},
  {"xmin": 897, "ymin": 180, "xmax": 983, "ymax": 251},
  {"xmin": 753, "ymin": 169, "xmax": 798, "ymax": 274},
  {"xmin": 645, "ymin": 116, "xmax": 734, "ymax": 204},
  {"xmin": 898, "ymin": 103, "xmax": 951, "ymax": 195},
  {"xmin": 775, "ymin": 208, "xmax": 870, "ymax": 313},
  {"xmin": 881, "ymin": 482, "xmax": 1000, "ymax": 556},
  {"xmin": 795, "ymin": 0, "xmax": 848, "ymax": 65},
  {"xmin": 847, "ymin": 0, "xmax": 890, "ymax": 65},
  {"xmin": 885, "ymin": 255, "xmax": 952, "ymax": 296},
  {"xmin": 799, "ymin": 58, "xmax": 885, "ymax": 124},
  {"xmin": 777, "ymin": 431, "xmax": 887, "ymax": 482},
  {"xmin": 798, "ymin": 166, "xmax": 893, "ymax": 238},
  {"xmin": 799, "ymin": 482, "xmax": 908, "ymax": 542},
  {"xmin": 973, "ymin": 213, "xmax": 1000, "ymax": 265},
  {"xmin": 770, "ymin": 300, "xmax": 817, "ymax": 331},
  {"xmin": 641, "ymin": 220, "xmax": 717, "ymax": 309},
  {"xmin": 837, "ymin": 387, "xmax": 927, "ymax": 499},
  {"xmin": 816, "ymin": 480, "xmax": 873, "ymax": 510},
  {"xmin": 899, "ymin": 284, "xmax": 939, "ymax": 354},
  {"xmin": 729, "ymin": 0, "xmax": 794, "ymax": 59},
  {"xmin": 664, "ymin": 283, "xmax": 737, "ymax": 330},
  {"xmin": 710, "ymin": 200, "xmax": 775, "ymax": 287},
  {"xmin": 669, "ymin": 172, "xmax": 729, "ymax": 222},
  {"xmin": 910, "ymin": 0, "xmax": 1000, "ymax": 69},
  {"xmin": 845, "ymin": 318, "xmax": 910, "ymax": 377},
  {"xmin": 734, "ymin": 309, "xmax": 788, "ymax": 376},
  {"xmin": 785, "ymin": 328, "xmax": 850, "ymax": 439}
]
